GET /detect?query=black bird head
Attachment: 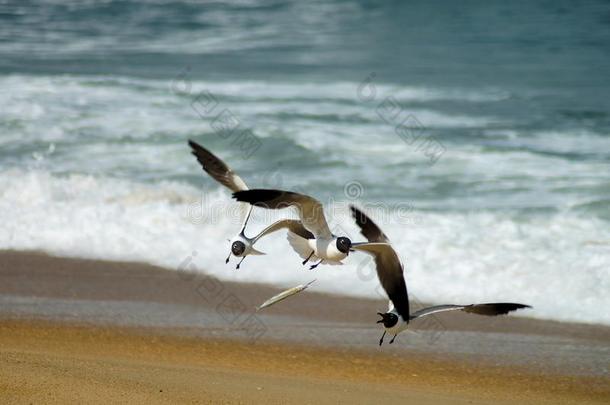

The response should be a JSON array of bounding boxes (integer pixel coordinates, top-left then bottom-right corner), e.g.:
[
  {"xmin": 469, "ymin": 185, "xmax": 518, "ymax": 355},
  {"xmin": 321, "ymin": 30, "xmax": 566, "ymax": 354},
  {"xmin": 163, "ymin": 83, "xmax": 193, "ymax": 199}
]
[
  {"xmin": 376, "ymin": 312, "xmax": 399, "ymax": 328},
  {"xmin": 231, "ymin": 241, "xmax": 246, "ymax": 256},
  {"xmin": 336, "ymin": 237, "xmax": 352, "ymax": 254}
]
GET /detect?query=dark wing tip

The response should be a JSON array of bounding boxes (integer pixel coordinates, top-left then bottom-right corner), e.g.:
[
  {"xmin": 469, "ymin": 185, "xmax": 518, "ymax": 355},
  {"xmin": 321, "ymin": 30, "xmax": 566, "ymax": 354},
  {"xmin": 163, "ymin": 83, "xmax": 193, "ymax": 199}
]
[
  {"xmin": 465, "ymin": 303, "xmax": 531, "ymax": 316},
  {"xmin": 187, "ymin": 140, "xmax": 221, "ymax": 167},
  {"xmin": 349, "ymin": 205, "xmax": 363, "ymax": 219},
  {"xmin": 188, "ymin": 139, "xmax": 205, "ymax": 153},
  {"xmin": 349, "ymin": 205, "xmax": 369, "ymax": 229},
  {"xmin": 232, "ymin": 190, "xmax": 247, "ymax": 201},
  {"xmin": 232, "ymin": 189, "xmax": 285, "ymax": 205},
  {"xmin": 349, "ymin": 204, "xmax": 389, "ymax": 243},
  {"xmin": 287, "ymin": 220, "xmax": 315, "ymax": 240},
  {"xmin": 492, "ymin": 303, "xmax": 532, "ymax": 311}
]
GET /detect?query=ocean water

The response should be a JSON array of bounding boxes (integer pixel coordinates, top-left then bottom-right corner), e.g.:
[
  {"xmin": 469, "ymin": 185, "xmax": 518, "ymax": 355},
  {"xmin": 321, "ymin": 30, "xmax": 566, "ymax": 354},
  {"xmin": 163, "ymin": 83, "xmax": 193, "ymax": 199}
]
[{"xmin": 1, "ymin": 1, "xmax": 609, "ymax": 325}]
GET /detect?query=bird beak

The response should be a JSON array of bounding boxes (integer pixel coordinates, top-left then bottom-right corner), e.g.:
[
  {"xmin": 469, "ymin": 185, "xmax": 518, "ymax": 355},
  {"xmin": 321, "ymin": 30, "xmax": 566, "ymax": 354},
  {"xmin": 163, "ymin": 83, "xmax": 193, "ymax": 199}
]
[{"xmin": 376, "ymin": 312, "xmax": 385, "ymax": 324}]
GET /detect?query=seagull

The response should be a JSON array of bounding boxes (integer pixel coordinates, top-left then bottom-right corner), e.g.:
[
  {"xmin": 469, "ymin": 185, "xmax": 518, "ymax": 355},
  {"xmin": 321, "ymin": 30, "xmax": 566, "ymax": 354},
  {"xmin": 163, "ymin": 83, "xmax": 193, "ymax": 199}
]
[
  {"xmin": 188, "ymin": 140, "xmax": 312, "ymax": 269},
  {"xmin": 348, "ymin": 205, "xmax": 532, "ymax": 346},
  {"xmin": 232, "ymin": 189, "xmax": 355, "ymax": 269}
]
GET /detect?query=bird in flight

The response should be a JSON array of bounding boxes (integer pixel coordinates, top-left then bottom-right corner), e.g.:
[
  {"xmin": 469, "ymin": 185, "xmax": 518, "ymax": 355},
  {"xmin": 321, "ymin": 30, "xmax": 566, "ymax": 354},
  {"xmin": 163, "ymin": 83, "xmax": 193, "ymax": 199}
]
[
  {"xmin": 189, "ymin": 140, "xmax": 311, "ymax": 269},
  {"xmin": 349, "ymin": 205, "xmax": 531, "ymax": 346},
  {"xmin": 234, "ymin": 188, "xmax": 361, "ymax": 269}
]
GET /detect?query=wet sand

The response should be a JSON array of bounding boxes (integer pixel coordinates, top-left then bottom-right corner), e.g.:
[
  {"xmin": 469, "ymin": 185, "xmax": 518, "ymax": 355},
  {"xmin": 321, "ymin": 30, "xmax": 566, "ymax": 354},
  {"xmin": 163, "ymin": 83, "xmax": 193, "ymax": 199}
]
[{"xmin": 1, "ymin": 250, "xmax": 609, "ymax": 404}]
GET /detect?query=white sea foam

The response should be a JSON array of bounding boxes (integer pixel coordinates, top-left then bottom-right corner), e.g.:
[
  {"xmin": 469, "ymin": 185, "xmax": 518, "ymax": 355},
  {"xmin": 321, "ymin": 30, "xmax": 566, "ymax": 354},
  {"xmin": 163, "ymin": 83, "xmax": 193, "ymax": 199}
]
[
  {"xmin": 1, "ymin": 169, "xmax": 608, "ymax": 325},
  {"xmin": 2, "ymin": 74, "xmax": 609, "ymax": 326}
]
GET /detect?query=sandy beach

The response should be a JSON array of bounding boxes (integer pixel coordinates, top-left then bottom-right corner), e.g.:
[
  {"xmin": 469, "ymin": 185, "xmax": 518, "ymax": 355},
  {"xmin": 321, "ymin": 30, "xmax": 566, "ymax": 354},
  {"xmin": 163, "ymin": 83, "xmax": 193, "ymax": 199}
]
[
  {"xmin": 1, "ymin": 250, "xmax": 608, "ymax": 404},
  {"xmin": 3, "ymin": 1, "xmax": 610, "ymax": 403}
]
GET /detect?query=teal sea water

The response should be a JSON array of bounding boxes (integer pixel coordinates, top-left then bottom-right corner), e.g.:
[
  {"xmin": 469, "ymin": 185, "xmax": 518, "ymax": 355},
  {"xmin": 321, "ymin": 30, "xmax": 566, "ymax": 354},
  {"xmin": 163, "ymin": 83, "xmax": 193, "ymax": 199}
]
[{"xmin": 1, "ymin": 1, "xmax": 609, "ymax": 324}]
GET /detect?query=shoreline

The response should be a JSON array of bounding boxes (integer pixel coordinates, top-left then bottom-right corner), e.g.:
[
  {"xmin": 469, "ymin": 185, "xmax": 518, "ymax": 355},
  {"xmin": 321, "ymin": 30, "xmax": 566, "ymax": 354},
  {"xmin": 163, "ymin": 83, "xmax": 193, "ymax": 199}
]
[
  {"xmin": 1, "ymin": 250, "xmax": 609, "ymax": 403},
  {"xmin": 1, "ymin": 250, "xmax": 608, "ymax": 338},
  {"xmin": 1, "ymin": 319, "xmax": 608, "ymax": 404}
]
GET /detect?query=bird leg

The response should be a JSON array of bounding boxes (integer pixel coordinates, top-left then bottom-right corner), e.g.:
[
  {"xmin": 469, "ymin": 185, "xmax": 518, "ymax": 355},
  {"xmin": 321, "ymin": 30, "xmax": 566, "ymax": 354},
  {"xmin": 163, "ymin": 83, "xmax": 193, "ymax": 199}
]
[
  {"xmin": 302, "ymin": 251, "xmax": 314, "ymax": 265},
  {"xmin": 389, "ymin": 334, "xmax": 397, "ymax": 344},
  {"xmin": 225, "ymin": 251, "xmax": 232, "ymax": 264},
  {"xmin": 309, "ymin": 259, "xmax": 324, "ymax": 270},
  {"xmin": 235, "ymin": 256, "xmax": 246, "ymax": 270},
  {"xmin": 379, "ymin": 331, "xmax": 386, "ymax": 346}
]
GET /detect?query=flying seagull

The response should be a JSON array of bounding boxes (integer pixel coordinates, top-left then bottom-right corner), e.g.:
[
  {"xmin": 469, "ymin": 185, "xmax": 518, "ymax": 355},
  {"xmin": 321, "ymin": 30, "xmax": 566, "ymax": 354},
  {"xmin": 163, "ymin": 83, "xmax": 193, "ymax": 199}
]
[
  {"xmin": 233, "ymin": 189, "xmax": 355, "ymax": 269},
  {"xmin": 188, "ymin": 140, "xmax": 312, "ymax": 269},
  {"xmin": 349, "ymin": 205, "xmax": 531, "ymax": 346}
]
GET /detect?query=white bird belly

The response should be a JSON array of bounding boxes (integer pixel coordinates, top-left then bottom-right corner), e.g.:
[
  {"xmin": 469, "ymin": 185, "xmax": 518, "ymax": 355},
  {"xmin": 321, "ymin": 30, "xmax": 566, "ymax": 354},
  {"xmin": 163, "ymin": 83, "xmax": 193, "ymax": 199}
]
[{"xmin": 309, "ymin": 239, "xmax": 347, "ymax": 262}]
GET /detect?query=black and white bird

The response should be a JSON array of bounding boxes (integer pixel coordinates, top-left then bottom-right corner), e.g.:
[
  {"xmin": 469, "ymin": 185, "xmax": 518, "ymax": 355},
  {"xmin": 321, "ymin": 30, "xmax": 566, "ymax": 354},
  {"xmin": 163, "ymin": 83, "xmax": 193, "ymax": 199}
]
[
  {"xmin": 232, "ymin": 189, "xmax": 355, "ymax": 269},
  {"xmin": 189, "ymin": 140, "xmax": 311, "ymax": 269},
  {"xmin": 349, "ymin": 205, "xmax": 532, "ymax": 346}
]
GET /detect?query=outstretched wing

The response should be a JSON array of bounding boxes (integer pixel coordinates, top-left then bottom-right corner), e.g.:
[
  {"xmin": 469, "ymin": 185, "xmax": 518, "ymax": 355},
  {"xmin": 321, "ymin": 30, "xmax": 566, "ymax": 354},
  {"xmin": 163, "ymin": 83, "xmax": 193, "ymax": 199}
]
[
  {"xmin": 351, "ymin": 242, "xmax": 410, "ymax": 321},
  {"xmin": 188, "ymin": 140, "xmax": 248, "ymax": 192},
  {"xmin": 233, "ymin": 189, "xmax": 332, "ymax": 239},
  {"xmin": 252, "ymin": 219, "xmax": 314, "ymax": 244},
  {"xmin": 350, "ymin": 205, "xmax": 389, "ymax": 243},
  {"xmin": 410, "ymin": 303, "xmax": 531, "ymax": 320}
]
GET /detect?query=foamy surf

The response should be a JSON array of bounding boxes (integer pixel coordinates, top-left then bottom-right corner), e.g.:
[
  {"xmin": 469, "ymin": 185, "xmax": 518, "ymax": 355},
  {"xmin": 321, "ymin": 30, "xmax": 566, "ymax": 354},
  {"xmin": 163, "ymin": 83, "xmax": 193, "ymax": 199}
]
[{"xmin": 1, "ymin": 169, "xmax": 608, "ymax": 326}]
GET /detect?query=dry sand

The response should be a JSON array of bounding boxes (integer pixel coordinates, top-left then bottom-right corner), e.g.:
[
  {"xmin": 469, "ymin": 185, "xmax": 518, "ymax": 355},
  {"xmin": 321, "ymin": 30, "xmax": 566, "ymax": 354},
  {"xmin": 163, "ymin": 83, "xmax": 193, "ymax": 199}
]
[{"xmin": 1, "ymin": 251, "xmax": 609, "ymax": 404}]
